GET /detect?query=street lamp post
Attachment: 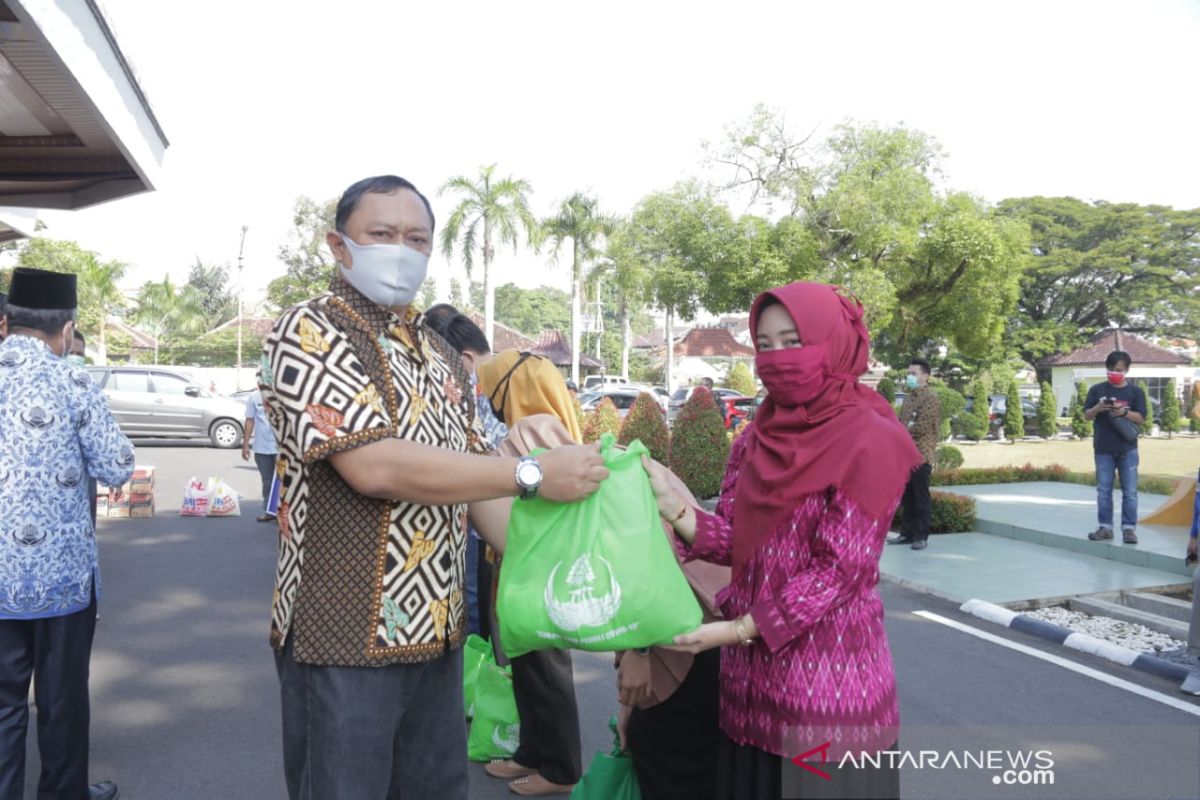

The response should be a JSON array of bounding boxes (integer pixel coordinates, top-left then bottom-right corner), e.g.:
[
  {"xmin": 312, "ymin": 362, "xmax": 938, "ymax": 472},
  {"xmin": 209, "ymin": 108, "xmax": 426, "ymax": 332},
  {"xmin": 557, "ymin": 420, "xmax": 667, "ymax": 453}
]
[{"xmin": 236, "ymin": 225, "xmax": 248, "ymax": 391}]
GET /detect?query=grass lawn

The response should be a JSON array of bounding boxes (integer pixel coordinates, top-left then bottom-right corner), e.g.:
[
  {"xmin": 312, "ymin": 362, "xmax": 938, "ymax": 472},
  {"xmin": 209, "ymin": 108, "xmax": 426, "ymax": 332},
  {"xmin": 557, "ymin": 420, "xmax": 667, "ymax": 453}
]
[{"xmin": 955, "ymin": 434, "xmax": 1200, "ymax": 480}]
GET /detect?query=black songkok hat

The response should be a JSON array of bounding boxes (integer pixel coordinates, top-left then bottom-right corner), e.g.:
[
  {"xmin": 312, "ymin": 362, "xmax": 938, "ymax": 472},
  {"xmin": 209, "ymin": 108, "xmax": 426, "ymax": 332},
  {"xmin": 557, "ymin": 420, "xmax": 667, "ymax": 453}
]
[{"xmin": 7, "ymin": 268, "xmax": 77, "ymax": 310}]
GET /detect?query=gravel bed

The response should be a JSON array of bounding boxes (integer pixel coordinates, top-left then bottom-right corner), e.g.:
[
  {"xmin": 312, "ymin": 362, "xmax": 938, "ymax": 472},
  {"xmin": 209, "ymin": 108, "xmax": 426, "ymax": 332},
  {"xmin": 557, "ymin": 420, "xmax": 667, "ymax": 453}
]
[{"xmin": 1023, "ymin": 606, "xmax": 1192, "ymax": 661}]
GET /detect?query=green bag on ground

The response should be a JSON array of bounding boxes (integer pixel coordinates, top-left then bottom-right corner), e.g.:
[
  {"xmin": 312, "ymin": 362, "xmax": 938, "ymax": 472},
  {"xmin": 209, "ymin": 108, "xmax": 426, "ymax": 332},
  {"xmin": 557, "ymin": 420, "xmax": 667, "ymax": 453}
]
[
  {"xmin": 462, "ymin": 633, "xmax": 491, "ymax": 719},
  {"xmin": 498, "ymin": 434, "xmax": 703, "ymax": 658},
  {"xmin": 466, "ymin": 660, "xmax": 520, "ymax": 762},
  {"xmin": 570, "ymin": 717, "xmax": 642, "ymax": 800}
]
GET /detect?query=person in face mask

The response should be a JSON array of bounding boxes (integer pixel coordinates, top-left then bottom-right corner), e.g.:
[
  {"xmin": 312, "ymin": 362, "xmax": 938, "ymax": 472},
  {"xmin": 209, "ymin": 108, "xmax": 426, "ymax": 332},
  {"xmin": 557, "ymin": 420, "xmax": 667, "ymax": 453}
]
[
  {"xmin": 642, "ymin": 282, "xmax": 923, "ymax": 800},
  {"xmin": 889, "ymin": 357, "xmax": 941, "ymax": 550},
  {"xmin": 1082, "ymin": 350, "xmax": 1147, "ymax": 544},
  {"xmin": 260, "ymin": 176, "xmax": 607, "ymax": 800},
  {"xmin": 0, "ymin": 268, "xmax": 132, "ymax": 800}
]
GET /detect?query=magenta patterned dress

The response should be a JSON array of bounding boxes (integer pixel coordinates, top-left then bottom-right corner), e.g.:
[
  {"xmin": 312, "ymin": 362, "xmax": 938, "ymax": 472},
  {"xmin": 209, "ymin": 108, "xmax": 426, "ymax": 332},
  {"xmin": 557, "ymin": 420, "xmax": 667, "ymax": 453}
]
[{"xmin": 681, "ymin": 432, "xmax": 901, "ymax": 759}]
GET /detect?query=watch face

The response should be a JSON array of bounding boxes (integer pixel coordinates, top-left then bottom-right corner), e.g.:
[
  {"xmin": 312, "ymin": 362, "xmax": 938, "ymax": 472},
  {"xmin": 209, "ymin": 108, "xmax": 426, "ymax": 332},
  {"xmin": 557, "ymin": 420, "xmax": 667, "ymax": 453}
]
[{"xmin": 518, "ymin": 461, "xmax": 542, "ymax": 487}]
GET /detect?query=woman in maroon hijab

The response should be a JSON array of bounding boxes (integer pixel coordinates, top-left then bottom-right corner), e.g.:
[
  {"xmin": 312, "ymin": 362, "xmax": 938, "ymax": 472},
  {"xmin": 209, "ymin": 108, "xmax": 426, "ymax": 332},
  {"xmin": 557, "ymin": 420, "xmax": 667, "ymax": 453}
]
[{"xmin": 643, "ymin": 283, "xmax": 922, "ymax": 799}]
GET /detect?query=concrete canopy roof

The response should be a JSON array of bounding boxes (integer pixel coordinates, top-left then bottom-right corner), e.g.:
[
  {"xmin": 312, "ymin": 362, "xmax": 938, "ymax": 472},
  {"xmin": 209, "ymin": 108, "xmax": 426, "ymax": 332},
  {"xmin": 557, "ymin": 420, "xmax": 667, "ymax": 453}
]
[{"xmin": 0, "ymin": 0, "xmax": 167, "ymax": 209}]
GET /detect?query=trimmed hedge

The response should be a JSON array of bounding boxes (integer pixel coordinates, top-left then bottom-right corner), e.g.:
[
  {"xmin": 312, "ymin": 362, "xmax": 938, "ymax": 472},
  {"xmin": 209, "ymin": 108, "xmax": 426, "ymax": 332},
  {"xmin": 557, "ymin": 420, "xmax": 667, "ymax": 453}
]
[
  {"xmin": 1036, "ymin": 382, "xmax": 1057, "ymax": 439},
  {"xmin": 582, "ymin": 398, "xmax": 621, "ymax": 444},
  {"xmin": 618, "ymin": 393, "xmax": 670, "ymax": 464},
  {"xmin": 1069, "ymin": 382, "xmax": 1091, "ymax": 439},
  {"xmin": 932, "ymin": 464, "xmax": 1177, "ymax": 496},
  {"xmin": 877, "ymin": 377, "xmax": 897, "ymax": 405},
  {"xmin": 934, "ymin": 445, "xmax": 964, "ymax": 471},
  {"xmin": 892, "ymin": 490, "xmax": 977, "ymax": 534},
  {"xmin": 1004, "ymin": 380, "xmax": 1024, "ymax": 439},
  {"xmin": 669, "ymin": 387, "xmax": 730, "ymax": 499},
  {"xmin": 726, "ymin": 361, "xmax": 757, "ymax": 398}
]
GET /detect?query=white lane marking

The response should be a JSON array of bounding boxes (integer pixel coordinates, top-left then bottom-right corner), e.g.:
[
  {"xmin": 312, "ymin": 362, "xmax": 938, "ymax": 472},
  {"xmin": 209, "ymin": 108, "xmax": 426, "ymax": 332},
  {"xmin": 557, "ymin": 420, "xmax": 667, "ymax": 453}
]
[{"xmin": 913, "ymin": 610, "xmax": 1200, "ymax": 718}]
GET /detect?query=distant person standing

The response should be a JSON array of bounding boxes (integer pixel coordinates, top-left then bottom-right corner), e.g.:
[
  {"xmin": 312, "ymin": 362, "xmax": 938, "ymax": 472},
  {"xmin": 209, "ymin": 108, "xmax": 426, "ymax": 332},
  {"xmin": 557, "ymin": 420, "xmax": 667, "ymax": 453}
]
[
  {"xmin": 1083, "ymin": 351, "xmax": 1147, "ymax": 544},
  {"xmin": 242, "ymin": 380, "xmax": 280, "ymax": 523},
  {"xmin": 889, "ymin": 358, "xmax": 940, "ymax": 551},
  {"xmin": 0, "ymin": 268, "xmax": 132, "ymax": 800},
  {"xmin": 699, "ymin": 376, "xmax": 714, "ymax": 390}
]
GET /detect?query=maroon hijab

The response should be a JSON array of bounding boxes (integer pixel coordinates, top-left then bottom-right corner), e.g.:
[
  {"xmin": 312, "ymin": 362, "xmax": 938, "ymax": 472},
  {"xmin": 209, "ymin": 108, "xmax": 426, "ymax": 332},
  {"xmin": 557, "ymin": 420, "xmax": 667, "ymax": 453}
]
[{"xmin": 731, "ymin": 283, "xmax": 923, "ymax": 578}]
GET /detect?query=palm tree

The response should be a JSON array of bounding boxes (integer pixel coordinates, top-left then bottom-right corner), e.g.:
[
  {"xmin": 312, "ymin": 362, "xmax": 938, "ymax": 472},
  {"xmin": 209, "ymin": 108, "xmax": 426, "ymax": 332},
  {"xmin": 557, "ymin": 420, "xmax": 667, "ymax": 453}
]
[
  {"xmin": 131, "ymin": 276, "xmax": 208, "ymax": 364},
  {"xmin": 592, "ymin": 220, "xmax": 651, "ymax": 379},
  {"xmin": 543, "ymin": 193, "xmax": 614, "ymax": 385},
  {"xmin": 76, "ymin": 253, "xmax": 127, "ymax": 364},
  {"xmin": 438, "ymin": 165, "xmax": 538, "ymax": 348}
]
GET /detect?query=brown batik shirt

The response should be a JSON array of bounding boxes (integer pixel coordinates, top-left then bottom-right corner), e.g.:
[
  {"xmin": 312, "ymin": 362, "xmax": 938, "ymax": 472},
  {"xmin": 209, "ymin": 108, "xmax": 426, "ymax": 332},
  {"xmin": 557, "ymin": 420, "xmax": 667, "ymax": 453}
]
[
  {"xmin": 898, "ymin": 385, "xmax": 941, "ymax": 465},
  {"xmin": 260, "ymin": 276, "xmax": 489, "ymax": 667}
]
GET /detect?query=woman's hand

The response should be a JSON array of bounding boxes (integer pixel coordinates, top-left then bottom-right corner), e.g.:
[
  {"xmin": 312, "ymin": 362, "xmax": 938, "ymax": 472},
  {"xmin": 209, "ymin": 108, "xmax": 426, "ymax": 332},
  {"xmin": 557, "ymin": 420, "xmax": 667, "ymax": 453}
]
[
  {"xmin": 617, "ymin": 650, "xmax": 653, "ymax": 707},
  {"xmin": 641, "ymin": 456, "xmax": 685, "ymax": 519},
  {"xmin": 664, "ymin": 620, "xmax": 740, "ymax": 654}
]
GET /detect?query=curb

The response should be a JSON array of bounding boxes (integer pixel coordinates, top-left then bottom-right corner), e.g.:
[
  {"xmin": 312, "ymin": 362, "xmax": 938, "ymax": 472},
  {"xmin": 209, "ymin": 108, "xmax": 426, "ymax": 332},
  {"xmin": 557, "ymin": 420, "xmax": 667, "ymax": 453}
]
[{"xmin": 958, "ymin": 598, "xmax": 1191, "ymax": 683}]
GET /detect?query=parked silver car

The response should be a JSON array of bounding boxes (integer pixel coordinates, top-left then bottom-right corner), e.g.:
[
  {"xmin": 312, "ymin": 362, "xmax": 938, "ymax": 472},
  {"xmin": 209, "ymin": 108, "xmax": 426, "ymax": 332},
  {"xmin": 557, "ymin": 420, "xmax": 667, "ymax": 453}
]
[{"xmin": 85, "ymin": 366, "xmax": 246, "ymax": 448}]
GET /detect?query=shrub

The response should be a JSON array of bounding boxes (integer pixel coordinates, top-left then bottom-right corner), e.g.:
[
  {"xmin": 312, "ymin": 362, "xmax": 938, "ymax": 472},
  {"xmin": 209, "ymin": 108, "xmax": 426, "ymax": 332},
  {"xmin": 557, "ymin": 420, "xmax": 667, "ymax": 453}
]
[
  {"xmin": 959, "ymin": 382, "xmax": 990, "ymax": 441},
  {"xmin": 618, "ymin": 393, "xmax": 670, "ymax": 464},
  {"xmin": 931, "ymin": 464, "xmax": 1175, "ymax": 495},
  {"xmin": 931, "ymin": 384, "xmax": 965, "ymax": 441},
  {"xmin": 877, "ymin": 377, "xmax": 897, "ymax": 405},
  {"xmin": 934, "ymin": 445, "xmax": 964, "ymax": 471},
  {"xmin": 582, "ymin": 398, "xmax": 621, "ymax": 444},
  {"xmin": 669, "ymin": 387, "xmax": 730, "ymax": 499},
  {"xmin": 726, "ymin": 361, "xmax": 757, "ymax": 397},
  {"xmin": 1069, "ymin": 382, "xmax": 1091, "ymax": 439},
  {"xmin": 1003, "ymin": 379, "xmax": 1025, "ymax": 440},
  {"xmin": 891, "ymin": 491, "xmax": 977, "ymax": 533},
  {"xmin": 1160, "ymin": 379, "xmax": 1182, "ymax": 437},
  {"xmin": 573, "ymin": 397, "xmax": 586, "ymax": 436},
  {"xmin": 1036, "ymin": 382, "xmax": 1057, "ymax": 439},
  {"xmin": 1135, "ymin": 380, "xmax": 1156, "ymax": 436}
]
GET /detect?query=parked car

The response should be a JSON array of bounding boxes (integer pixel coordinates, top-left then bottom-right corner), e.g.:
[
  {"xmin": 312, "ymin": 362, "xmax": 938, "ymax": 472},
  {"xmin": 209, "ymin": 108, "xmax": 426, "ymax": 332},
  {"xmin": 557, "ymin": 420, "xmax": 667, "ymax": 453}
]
[
  {"xmin": 668, "ymin": 386, "xmax": 744, "ymax": 423},
  {"xmin": 722, "ymin": 396, "xmax": 755, "ymax": 430},
  {"xmin": 953, "ymin": 394, "xmax": 1039, "ymax": 439},
  {"xmin": 85, "ymin": 366, "xmax": 246, "ymax": 448},
  {"xmin": 582, "ymin": 374, "xmax": 629, "ymax": 391},
  {"xmin": 577, "ymin": 387, "xmax": 652, "ymax": 418}
]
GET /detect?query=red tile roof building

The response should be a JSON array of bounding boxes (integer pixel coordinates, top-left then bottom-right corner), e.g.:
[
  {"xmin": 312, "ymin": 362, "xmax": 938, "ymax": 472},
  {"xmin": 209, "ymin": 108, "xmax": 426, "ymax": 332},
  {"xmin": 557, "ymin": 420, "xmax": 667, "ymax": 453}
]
[
  {"xmin": 1039, "ymin": 329, "xmax": 1191, "ymax": 367},
  {"xmin": 673, "ymin": 327, "xmax": 756, "ymax": 359}
]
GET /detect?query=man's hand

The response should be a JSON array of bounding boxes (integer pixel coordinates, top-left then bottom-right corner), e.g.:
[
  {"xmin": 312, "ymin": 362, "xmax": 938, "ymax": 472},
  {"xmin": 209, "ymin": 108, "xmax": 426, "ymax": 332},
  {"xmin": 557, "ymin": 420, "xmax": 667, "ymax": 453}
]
[
  {"xmin": 617, "ymin": 703, "xmax": 633, "ymax": 752},
  {"xmin": 617, "ymin": 650, "xmax": 653, "ymax": 708},
  {"xmin": 536, "ymin": 443, "xmax": 608, "ymax": 503},
  {"xmin": 241, "ymin": 444, "xmax": 251, "ymax": 462},
  {"xmin": 1187, "ymin": 537, "xmax": 1197, "ymax": 561},
  {"xmin": 664, "ymin": 620, "xmax": 740, "ymax": 654}
]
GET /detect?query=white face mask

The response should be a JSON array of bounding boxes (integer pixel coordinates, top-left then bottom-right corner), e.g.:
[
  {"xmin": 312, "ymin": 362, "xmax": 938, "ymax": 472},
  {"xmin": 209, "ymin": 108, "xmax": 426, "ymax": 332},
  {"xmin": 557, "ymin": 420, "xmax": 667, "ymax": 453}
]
[{"xmin": 338, "ymin": 234, "xmax": 430, "ymax": 309}]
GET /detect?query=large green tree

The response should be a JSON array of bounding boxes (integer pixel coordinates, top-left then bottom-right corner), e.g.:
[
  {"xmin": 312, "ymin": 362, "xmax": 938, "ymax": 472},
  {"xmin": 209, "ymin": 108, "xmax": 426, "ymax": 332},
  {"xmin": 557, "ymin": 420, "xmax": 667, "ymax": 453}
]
[
  {"xmin": 707, "ymin": 112, "xmax": 1031, "ymax": 362},
  {"xmin": 15, "ymin": 237, "xmax": 128, "ymax": 362},
  {"xmin": 439, "ymin": 165, "xmax": 538, "ymax": 351},
  {"xmin": 185, "ymin": 259, "xmax": 238, "ymax": 329},
  {"xmin": 995, "ymin": 196, "xmax": 1200, "ymax": 366},
  {"xmin": 131, "ymin": 276, "xmax": 208, "ymax": 364},
  {"xmin": 543, "ymin": 192, "xmax": 613, "ymax": 385},
  {"xmin": 267, "ymin": 196, "xmax": 337, "ymax": 310},
  {"xmin": 493, "ymin": 283, "xmax": 570, "ymax": 336}
]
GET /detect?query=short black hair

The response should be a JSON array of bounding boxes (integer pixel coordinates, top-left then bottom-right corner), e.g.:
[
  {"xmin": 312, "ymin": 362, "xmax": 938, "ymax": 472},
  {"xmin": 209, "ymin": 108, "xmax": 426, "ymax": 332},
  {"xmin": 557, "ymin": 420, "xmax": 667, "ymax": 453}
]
[
  {"xmin": 73, "ymin": 329, "xmax": 86, "ymax": 344},
  {"xmin": 909, "ymin": 357, "xmax": 932, "ymax": 375},
  {"xmin": 1105, "ymin": 350, "xmax": 1132, "ymax": 370},
  {"xmin": 432, "ymin": 313, "xmax": 491, "ymax": 356},
  {"xmin": 424, "ymin": 303, "xmax": 460, "ymax": 329},
  {"xmin": 335, "ymin": 175, "xmax": 435, "ymax": 234},
  {"xmin": 700, "ymin": 377, "xmax": 714, "ymax": 388},
  {"xmin": 5, "ymin": 303, "xmax": 76, "ymax": 336}
]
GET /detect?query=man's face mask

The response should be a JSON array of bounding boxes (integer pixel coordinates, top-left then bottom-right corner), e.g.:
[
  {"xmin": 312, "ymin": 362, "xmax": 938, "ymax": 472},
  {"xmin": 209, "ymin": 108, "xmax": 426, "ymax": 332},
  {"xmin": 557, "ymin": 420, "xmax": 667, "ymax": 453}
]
[{"xmin": 338, "ymin": 233, "xmax": 429, "ymax": 309}]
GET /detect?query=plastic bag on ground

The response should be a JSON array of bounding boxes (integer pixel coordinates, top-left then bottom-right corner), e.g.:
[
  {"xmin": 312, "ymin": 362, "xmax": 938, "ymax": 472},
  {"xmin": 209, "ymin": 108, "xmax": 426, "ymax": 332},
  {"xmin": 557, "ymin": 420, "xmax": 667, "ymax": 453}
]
[
  {"xmin": 180, "ymin": 477, "xmax": 211, "ymax": 517},
  {"xmin": 207, "ymin": 478, "xmax": 241, "ymax": 517}
]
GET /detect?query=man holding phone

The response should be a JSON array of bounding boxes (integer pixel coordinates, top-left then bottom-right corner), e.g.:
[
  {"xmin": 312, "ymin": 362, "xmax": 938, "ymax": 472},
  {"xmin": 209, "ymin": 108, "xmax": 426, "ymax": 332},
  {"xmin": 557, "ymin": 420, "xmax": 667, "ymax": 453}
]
[{"xmin": 1082, "ymin": 350, "xmax": 1147, "ymax": 544}]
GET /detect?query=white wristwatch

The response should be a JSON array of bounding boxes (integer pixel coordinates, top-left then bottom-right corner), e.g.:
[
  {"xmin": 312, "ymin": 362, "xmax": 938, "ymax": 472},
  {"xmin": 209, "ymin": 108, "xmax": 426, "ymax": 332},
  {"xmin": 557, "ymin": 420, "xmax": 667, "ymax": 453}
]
[{"xmin": 515, "ymin": 456, "xmax": 543, "ymax": 500}]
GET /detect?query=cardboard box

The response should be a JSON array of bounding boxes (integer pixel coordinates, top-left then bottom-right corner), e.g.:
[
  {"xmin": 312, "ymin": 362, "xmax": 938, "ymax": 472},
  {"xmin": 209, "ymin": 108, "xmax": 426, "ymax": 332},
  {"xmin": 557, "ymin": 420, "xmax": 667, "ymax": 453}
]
[
  {"xmin": 129, "ymin": 493, "xmax": 154, "ymax": 517},
  {"xmin": 129, "ymin": 466, "xmax": 156, "ymax": 494},
  {"xmin": 106, "ymin": 488, "xmax": 131, "ymax": 517}
]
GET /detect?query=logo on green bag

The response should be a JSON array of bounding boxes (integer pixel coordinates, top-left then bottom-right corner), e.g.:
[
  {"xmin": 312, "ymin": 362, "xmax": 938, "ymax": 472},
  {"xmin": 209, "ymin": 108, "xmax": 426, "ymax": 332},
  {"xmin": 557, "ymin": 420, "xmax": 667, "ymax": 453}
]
[
  {"xmin": 544, "ymin": 554, "xmax": 622, "ymax": 632},
  {"xmin": 493, "ymin": 723, "xmax": 520, "ymax": 754}
]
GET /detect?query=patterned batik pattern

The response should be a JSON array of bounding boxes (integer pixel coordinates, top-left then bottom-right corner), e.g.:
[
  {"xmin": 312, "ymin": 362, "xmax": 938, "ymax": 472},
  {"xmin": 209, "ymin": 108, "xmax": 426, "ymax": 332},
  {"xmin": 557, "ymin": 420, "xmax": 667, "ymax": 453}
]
[
  {"xmin": 261, "ymin": 277, "xmax": 489, "ymax": 666},
  {"xmin": 0, "ymin": 335, "xmax": 134, "ymax": 619}
]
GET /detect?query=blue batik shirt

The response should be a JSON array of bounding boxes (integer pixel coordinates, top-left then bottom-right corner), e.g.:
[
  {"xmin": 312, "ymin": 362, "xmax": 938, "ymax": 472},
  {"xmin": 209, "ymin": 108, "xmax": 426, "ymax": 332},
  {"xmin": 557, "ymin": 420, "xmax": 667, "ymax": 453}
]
[
  {"xmin": 0, "ymin": 335, "xmax": 134, "ymax": 619},
  {"xmin": 472, "ymin": 372, "xmax": 508, "ymax": 449}
]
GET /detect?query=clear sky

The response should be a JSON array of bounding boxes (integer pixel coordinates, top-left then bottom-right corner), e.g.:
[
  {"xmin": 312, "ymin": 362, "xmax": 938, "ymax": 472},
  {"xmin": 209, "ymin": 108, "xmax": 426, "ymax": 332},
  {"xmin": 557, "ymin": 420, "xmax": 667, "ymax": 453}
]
[{"xmin": 32, "ymin": 0, "xmax": 1200, "ymax": 310}]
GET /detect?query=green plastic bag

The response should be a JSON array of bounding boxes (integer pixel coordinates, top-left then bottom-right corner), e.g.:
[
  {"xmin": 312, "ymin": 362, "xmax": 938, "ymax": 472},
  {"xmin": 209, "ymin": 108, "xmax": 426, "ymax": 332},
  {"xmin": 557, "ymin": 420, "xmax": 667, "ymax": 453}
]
[
  {"xmin": 462, "ymin": 633, "xmax": 491, "ymax": 719},
  {"xmin": 570, "ymin": 716, "xmax": 642, "ymax": 800},
  {"xmin": 466, "ymin": 660, "xmax": 520, "ymax": 762},
  {"xmin": 498, "ymin": 434, "xmax": 702, "ymax": 658}
]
